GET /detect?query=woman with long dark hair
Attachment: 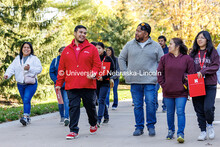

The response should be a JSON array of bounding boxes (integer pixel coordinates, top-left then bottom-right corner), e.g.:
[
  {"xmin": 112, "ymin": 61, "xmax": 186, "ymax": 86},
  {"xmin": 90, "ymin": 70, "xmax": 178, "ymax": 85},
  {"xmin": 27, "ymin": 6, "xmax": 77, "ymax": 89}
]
[
  {"xmin": 106, "ymin": 47, "xmax": 120, "ymax": 110},
  {"xmin": 157, "ymin": 38, "xmax": 194, "ymax": 143},
  {"xmin": 96, "ymin": 42, "xmax": 115, "ymax": 126},
  {"xmin": 190, "ymin": 31, "xmax": 219, "ymax": 141},
  {"xmin": 4, "ymin": 42, "xmax": 42, "ymax": 126}
]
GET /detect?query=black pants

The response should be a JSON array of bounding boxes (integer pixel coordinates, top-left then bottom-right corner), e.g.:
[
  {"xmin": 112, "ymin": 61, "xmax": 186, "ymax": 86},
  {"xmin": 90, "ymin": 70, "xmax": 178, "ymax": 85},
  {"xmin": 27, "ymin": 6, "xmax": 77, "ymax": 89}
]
[
  {"xmin": 192, "ymin": 85, "xmax": 216, "ymax": 131},
  {"xmin": 67, "ymin": 89, "xmax": 97, "ymax": 133}
]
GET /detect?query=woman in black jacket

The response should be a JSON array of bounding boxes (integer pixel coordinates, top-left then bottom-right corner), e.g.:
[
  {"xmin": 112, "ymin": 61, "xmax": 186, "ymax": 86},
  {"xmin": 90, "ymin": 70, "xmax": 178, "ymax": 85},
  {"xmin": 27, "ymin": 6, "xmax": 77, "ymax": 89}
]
[
  {"xmin": 96, "ymin": 42, "xmax": 115, "ymax": 126},
  {"xmin": 106, "ymin": 47, "xmax": 120, "ymax": 110}
]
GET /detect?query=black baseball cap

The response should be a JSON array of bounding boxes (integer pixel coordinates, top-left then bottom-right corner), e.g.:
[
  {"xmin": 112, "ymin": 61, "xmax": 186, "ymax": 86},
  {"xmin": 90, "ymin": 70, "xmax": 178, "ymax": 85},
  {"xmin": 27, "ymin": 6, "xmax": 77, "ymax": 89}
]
[{"xmin": 138, "ymin": 22, "xmax": 151, "ymax": 35}]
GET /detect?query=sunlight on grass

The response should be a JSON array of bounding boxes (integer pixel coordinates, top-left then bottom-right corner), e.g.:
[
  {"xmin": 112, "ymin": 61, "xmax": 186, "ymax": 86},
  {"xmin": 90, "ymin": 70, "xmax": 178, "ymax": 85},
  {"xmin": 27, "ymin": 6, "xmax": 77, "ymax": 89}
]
[
  {"xmin": 0, "ymin": 84, "xmax": 162, "ymax": 123},
  {"xmin": 108, "ymin": 85, "xmax": 162, "ymax": 102},
  {"xmin": 109, "ymin": 88, "xmax": 132, "ymax": 101}
]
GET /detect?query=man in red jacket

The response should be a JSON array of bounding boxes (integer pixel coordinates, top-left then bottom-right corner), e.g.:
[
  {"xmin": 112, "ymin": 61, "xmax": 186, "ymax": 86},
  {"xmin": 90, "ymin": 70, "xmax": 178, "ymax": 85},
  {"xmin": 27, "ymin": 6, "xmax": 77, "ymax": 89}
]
[{"xmin": 55, "ymin": 25, "xmax": 101, "ymax": 139}]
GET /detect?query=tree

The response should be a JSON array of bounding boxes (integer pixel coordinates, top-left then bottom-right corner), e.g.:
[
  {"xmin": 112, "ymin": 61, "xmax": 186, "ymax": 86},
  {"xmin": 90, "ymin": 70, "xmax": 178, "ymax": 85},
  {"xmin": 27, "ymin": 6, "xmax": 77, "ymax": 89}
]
[
  {"xmin": 48, "ymin": 0, "xmax": 111, "ymax": 44},
  {"xmin": 49, "ymin": 0, "xmax": 137, "ymax": 56},
  {"xmin": 130, "ymin": 0, "xmax": 220, "ymax": 47},
  {"xmin": 0, "ymin": 0, "xmax": 58, "ymax": 100},
  {"xmin": 99, "ymin": 0, "xmax": 135, "ymax": 56}
]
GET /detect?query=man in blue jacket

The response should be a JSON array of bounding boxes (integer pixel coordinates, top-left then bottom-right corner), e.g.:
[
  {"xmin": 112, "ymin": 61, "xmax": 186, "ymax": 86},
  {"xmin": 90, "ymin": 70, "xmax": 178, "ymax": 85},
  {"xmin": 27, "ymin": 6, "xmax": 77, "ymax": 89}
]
[
  {"xmin": 49, "ymin": 46, "xmax": 70, "ymax": 126},
  {"xmin": 156, "ymin": 35, "xmax": 169, "ymax": 112}
]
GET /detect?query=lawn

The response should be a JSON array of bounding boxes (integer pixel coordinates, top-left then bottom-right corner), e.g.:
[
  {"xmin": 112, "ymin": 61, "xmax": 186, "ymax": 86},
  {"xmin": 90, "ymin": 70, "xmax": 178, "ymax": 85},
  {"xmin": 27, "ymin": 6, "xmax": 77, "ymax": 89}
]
[{"xmin": 0, "ymin": 84, "xmax": 132, "ymax": 123}]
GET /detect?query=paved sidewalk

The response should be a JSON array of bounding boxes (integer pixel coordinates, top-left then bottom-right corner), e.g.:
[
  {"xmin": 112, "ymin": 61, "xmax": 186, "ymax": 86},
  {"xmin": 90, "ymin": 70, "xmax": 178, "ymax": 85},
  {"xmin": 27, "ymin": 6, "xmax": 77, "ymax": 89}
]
[{"xmin": 0, "ymin": 94, "xmax": 220, "ymax": 147}]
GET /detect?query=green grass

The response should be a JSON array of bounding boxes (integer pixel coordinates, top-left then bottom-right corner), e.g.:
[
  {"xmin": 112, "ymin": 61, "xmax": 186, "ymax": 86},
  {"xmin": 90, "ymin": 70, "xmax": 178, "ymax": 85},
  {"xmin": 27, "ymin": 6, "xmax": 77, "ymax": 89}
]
[
  {"xmin": 0, "ymin": 102, "xmax": 59, "ymax": 123},
  {"xmin": 109, "ymin": 89, "xmax": 132, "ymax": 101},
  {"xmin": 108, "ymin": 87, "xmax": 162, "ymax": 102},
  {"xmin": 0, "ymin": 85, "xmax": 140, "ymax": 123}
]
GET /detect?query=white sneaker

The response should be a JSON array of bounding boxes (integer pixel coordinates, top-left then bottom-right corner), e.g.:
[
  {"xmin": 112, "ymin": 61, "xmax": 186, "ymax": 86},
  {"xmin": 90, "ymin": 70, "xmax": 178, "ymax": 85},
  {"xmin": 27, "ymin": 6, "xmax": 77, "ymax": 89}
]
[
  {"xmin": 207, "ymin": 124, "xmax": 215, "ymax": 140},
  {"xmin": 112, "ymin": 107, "xmax": 117, "ymax": 110},
  {"xmin": 197, "ymin": 131, "xmax": 207, "ymax": 141}
]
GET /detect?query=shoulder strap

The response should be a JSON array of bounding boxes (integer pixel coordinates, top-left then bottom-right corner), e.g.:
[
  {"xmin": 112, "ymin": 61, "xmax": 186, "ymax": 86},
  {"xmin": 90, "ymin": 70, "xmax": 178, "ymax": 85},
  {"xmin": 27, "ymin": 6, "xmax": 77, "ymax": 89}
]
[{"xmin": 54, "ymin": 57, "xmax": 58, "ymax": 67}]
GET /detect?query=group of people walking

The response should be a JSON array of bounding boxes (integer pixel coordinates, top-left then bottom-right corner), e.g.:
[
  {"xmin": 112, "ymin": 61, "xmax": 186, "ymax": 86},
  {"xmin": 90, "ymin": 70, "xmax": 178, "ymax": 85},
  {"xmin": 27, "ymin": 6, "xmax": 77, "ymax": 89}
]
[
  {"xmin": 3, "ymin": 22, "xmax": 219, "ymax": 144},
  {"xmin": 158, "ymin": 31, "xmax": 219, "ymax": 143},
  {"xmin": 119, "ymin": 22, "xmax": 219, "ymax": 143}
]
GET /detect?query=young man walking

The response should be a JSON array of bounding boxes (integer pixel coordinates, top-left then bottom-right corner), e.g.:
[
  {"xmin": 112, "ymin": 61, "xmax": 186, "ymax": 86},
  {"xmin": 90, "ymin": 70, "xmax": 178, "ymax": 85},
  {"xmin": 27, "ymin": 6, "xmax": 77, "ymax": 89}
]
[{"xmin": 55, "ymin": 25, "xmax": 101, "ymax": 139}]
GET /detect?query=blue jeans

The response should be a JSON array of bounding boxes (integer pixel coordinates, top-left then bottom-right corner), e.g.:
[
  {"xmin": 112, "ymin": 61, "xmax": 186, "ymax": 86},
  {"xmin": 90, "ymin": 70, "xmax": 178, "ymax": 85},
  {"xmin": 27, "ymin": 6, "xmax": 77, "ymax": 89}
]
[
  {"xmin": 130, "ymin": 84, "xmax": 156, "ymax": 130},
  {"xmin": 106, "ymin": 78, "xmax": 119, "ymax": 107},
  {"xmin": 58, "ymin": 88, "xmax": 69, "ymax": 119},
  {"xmin": 98, "ymin": 86, "xmax": 109, "ymax": 121},
  {"xmin": 155, "ymin": 83, "xmax": 166, "ymax": 110},
  {"xmin": 164, "ymin": 97, "xmax": 187, "ymax": 135},
  {"xmin": 17, "ymin": 82, "xmax": 38, "ymax": 116}
]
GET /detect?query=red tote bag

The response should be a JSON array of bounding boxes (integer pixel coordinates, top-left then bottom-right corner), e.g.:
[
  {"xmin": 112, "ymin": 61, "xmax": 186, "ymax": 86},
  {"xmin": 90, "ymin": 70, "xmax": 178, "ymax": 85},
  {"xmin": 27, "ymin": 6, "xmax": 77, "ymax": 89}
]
[
  {"xmin": 55, "ymin": 88, "xmax": 64, "ymax": 104},
  {"xmin": 187, "ymin": 74, "xmax": 206, "ymax": 97}
]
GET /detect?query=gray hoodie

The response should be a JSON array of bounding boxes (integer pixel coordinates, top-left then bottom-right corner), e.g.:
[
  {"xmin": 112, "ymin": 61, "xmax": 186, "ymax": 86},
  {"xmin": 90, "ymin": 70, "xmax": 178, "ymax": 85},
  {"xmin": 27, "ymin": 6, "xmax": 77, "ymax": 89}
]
[{"xmin": 119, "ymin": 37, "xmax": 164, "ymax": 84}]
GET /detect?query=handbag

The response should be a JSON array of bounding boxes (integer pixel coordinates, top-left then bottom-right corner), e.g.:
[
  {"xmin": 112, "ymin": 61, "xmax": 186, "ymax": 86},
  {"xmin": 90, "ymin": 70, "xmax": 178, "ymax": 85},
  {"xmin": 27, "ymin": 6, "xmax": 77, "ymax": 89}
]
[
  {"xmin": 24, "ymin": 75, "xmax": 36, "ymax": 84},
  {"xmin": 110, "ymin": 79, "xmax": 114, "ymax": 88},
  {"xmin": 21, "ymin": 57, "xmax": 36, "ymax": 84}
]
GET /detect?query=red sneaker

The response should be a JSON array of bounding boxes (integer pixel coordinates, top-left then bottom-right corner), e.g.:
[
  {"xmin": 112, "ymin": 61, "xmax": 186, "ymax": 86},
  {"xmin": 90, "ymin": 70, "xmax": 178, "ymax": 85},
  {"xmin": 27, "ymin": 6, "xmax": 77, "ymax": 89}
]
[
  {"xmin": 90, "ymin": 125, "xmax": 98, "ymax": 134},
  {"xmin": 66, "ymin": 132, "xmax": 78, "ymax": 139}
]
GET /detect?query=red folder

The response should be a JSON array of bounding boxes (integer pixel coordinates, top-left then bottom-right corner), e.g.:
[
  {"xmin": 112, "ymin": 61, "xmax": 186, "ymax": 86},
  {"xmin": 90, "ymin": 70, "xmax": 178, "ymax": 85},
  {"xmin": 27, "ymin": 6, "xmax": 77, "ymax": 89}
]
[
  {"xmin": 55, "ymin": 89, "xmax": 64, "ymax": 104},
  {"xmin": 187, "ymin": 74, "xmax": 206, "ymax": 97},
  {"xmin": 98, "ymin": 62, "xmax": 111, "ymax": 80}
]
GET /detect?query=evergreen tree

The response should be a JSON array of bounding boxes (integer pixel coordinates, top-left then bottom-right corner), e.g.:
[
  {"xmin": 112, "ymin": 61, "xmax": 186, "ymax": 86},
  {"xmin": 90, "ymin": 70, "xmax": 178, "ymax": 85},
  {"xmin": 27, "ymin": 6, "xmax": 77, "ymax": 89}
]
[
  {"xmin": 0, "ymin": 0, "xmax": 58, "ymax": 100},
  {"xmin": 99, "ymin": 0, "xmax": 135, "ymax": 56}
]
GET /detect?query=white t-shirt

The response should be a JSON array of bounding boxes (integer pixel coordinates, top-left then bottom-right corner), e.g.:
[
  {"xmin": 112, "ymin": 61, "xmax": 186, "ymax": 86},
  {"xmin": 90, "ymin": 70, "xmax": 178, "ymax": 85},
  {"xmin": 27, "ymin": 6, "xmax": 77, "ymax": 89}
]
[{"xmin": 138, "ymin": 40, "xmax": 148, "ymax": 48}]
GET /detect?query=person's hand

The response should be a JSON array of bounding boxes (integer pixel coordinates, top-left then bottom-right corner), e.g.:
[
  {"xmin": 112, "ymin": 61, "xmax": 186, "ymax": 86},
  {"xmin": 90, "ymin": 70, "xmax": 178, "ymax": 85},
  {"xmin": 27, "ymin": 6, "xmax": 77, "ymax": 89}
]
[
  {"xmin": 87, "ymin": 73, "xmax": 96, "ymax": 79},
  {"xmin": 4, "ymin": 75, "xmax": 8, "ymax": 79},
  {"xmin": 97, "ymin": 77, "xmax": 103, "ymax": 81},
  {"xmin": 197, "ymin": 72, "xmax": 203, "ymax": 79},
  {"xmin": 55, "ymin": 86, "xmax": 61, "ymax": 90},
  {"xmin": 24, "ymin": 64, "xmax": 30, "ymax": 70},
  {"xmin": 87, "ymin": 75, "xmax": 93, "ymax": 79}
]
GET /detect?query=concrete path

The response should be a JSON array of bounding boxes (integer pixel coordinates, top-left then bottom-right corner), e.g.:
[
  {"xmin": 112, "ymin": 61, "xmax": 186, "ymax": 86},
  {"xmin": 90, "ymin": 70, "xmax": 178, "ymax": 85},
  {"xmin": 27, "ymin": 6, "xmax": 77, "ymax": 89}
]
[{"xmin": 1, "ymin": 93, "xmax": 220, "ymax": 147}]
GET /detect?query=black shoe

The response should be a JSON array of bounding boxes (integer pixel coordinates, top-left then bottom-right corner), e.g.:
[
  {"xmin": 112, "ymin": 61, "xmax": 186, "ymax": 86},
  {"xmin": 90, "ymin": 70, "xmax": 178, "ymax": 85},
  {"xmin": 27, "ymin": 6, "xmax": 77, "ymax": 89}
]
[
  {"xmin": 64, "ymin": 118, "xmax": 70, "ymax": 126},
  {"xmin": 148, "ymin": 128, "xmax": 156, "ymax": 136},
  {"xmin": 27, "ymin": 117, "xmax": 31, "ymax": 124},
  {"xmin": 133, "ymin": 128, "xmax": 144, "ymax": 136},
  {"xmin": 166, "ymin": 130, "xmax": 174, "ymax": 140},
  {"xmin": 103, "ymin": 118, "xmax": 109, "ymax": 123},
  {"xmin": 97, "ymin": 120, "xmax": 101, "ymax": 128},
  {"xmin": 162, "ymin": 109, "xmax": 167, "ymax": 113},
  {"xmin": 20, "ymin": 117, "xmax": 28, "ymax": 126}
]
